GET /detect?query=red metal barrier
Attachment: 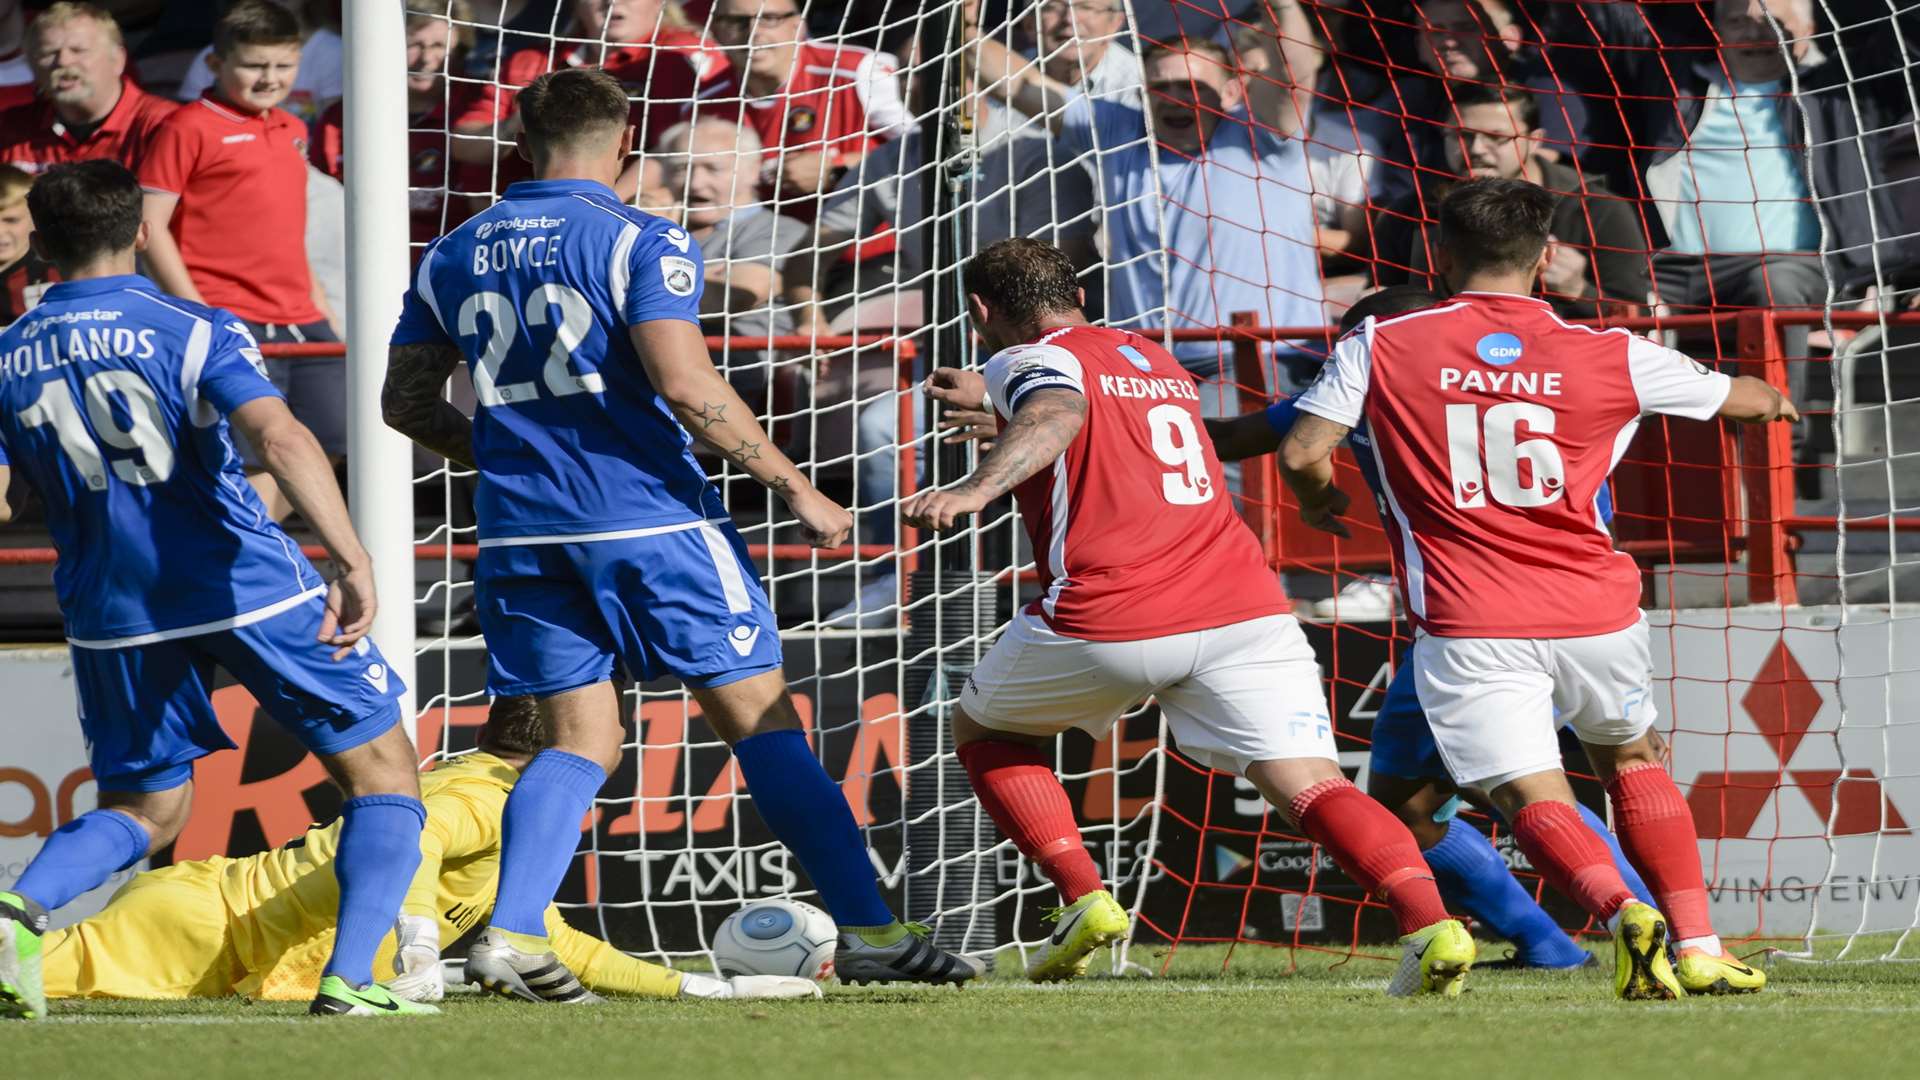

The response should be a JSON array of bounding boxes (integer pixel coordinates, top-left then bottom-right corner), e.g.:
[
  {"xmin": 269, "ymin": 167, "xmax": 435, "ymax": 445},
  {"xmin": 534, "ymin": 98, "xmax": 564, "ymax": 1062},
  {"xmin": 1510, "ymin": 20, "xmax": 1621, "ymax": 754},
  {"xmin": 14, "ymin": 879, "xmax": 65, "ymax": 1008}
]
[
  {"xmin": 13, "ymin": 312, "xmax": 1920, "ymax": 605},
  {"xmin": 0, "ymin": 333, "xmax": 921, "ymax": 570},
  {"xmin": 256, "ymin": 332, "xmax": 918, "ymax": 358}
]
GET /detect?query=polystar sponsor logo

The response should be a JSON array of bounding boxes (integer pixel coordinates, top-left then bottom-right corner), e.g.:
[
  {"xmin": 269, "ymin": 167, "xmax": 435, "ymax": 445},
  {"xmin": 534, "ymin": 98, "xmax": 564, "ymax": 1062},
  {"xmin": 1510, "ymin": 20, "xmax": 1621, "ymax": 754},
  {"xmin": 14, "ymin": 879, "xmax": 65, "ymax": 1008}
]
[{"xmin": 1686, "ymin": 640, "xmax": 1910, "ymax": 838}]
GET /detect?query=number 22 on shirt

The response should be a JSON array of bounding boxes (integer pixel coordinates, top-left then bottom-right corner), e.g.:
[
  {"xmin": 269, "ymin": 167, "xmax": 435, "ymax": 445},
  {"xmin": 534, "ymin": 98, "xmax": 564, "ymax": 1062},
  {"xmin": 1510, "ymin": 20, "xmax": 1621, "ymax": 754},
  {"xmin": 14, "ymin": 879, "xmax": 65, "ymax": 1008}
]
[{"xmin": 459, "ymin": 283, "xmax": 604, "ymax": 407}]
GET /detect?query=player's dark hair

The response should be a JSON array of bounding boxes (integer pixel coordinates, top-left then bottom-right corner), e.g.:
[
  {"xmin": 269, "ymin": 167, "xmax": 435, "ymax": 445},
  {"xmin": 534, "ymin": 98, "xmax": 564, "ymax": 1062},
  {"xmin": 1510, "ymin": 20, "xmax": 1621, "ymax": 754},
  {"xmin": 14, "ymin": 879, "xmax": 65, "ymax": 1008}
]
[
  {"xmin": 26, "ymin": 159, "xmax": 143, "ymax": 271},
  {"xmin": 1437, "ymin": 177, "xmax": 1557, "ymax": 276},
  {"xmin": 478, "ymin": 696, "xmax": 551, "ymax": 757},
  {"xmin": 1447, "ymin": 81, "xmax": 1539, "ymax": 132},
  {"xmin": 212, "ymin": 0, "xmax": 304, "ymax": 55},
  {"xmin": 517, "ymin": 68, "xmax": 632, "ymax": 156},
  {"xmin": 964, "ymin": 237, "xmax": 1083, "ymax": 326},
  {"xmin": 1337, "ymin": 285, "xmax": 1442, "ymax": 335}
]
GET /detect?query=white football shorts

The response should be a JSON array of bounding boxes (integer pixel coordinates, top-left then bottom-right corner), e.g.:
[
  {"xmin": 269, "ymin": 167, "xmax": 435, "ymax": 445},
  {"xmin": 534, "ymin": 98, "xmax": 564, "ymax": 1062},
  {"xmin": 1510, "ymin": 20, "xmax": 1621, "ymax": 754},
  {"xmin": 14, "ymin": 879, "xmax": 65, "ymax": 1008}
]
[
  {"xmin": 958, "ymin": 611, "xmax": 1337, "ymax": 774},
  {"xmin": 1411, "ymin": 613, "xmax": 1657, "ymax": 789}
]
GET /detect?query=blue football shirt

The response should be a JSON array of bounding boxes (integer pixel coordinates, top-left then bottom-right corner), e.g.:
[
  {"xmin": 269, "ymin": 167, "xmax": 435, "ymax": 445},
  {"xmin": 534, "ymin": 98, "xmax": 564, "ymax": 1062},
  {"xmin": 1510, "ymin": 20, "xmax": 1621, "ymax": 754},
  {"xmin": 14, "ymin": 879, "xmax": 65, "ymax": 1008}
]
[
  {"xmin": 0, "ymin": 275, "xmax": 323, "ymax": 644},
  {"xmin": 390, "ymin": 178, "xmax": 726, "ymax": 543}
]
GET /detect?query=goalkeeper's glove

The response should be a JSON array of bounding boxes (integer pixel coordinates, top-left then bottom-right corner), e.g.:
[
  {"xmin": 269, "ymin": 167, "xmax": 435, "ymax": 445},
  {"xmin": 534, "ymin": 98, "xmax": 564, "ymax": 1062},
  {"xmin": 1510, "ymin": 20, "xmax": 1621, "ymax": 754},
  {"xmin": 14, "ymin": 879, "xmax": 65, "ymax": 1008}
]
[{"xmin": 387, "ymin": 913, "xmax": 445, "ymax": 1002}]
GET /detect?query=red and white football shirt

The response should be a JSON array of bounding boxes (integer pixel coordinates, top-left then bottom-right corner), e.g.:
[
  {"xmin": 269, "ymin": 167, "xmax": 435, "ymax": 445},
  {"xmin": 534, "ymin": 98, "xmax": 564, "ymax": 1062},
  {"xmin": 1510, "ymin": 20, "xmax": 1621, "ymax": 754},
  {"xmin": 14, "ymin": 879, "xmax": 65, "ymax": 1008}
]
[
  {"xmin": 984, "ymin": 325, "xmax": 1291, "ymax": 642},
  {"xmin": 686, "ymin": 41, "xmax": 909, "ymax": 169},
  {"xmin": 1293, "ymin": 291, "xmax": 1732, "ymax": 639}
]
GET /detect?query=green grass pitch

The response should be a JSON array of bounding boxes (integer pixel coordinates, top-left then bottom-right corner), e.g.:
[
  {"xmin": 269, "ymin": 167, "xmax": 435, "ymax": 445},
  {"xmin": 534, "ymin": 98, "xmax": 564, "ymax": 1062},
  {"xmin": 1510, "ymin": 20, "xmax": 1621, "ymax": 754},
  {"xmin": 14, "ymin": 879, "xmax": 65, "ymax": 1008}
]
[{"xmin": 14, "ymin": 942, "xmax": 1920, "ymax": 1080}]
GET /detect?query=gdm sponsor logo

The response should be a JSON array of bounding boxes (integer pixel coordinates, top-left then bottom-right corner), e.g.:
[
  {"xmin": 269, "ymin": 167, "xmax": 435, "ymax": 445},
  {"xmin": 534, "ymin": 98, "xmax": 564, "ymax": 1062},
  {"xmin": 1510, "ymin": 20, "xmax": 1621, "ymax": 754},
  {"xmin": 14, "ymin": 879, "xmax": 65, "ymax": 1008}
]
[{"xmin": 1475, "ymin": 332, "xmax": 1524, "ymax": 366}]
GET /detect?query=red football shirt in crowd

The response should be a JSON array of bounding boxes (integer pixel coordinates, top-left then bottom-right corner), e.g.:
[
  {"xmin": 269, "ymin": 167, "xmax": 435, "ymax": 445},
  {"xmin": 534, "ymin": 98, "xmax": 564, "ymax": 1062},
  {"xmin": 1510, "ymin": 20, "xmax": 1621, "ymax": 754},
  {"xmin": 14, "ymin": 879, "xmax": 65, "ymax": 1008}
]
[
  {"xmin": 456, "ymin": 30, "xmax": 722, "ymax": 148},
  {"xmin": 981, "ymin": 324, "xmax": 1292, "ymax": 641},
  {"xmin": 1293, "ymin": 292, "xmax": 1734, "ymax": 638},
  {"xmin": 137, "ymin": 93, "xmax": 320, "ymax": 325},
  {"xmin": 686, "ymin": 41, "xmax": 908, "ymax": 164},
  {"xmin": 312, "ymin": 90, "xmax": 486, "ymax": 248},
  {"xmin": 0, "ymin": 78, "xmax": 177, "ymax": 173}
]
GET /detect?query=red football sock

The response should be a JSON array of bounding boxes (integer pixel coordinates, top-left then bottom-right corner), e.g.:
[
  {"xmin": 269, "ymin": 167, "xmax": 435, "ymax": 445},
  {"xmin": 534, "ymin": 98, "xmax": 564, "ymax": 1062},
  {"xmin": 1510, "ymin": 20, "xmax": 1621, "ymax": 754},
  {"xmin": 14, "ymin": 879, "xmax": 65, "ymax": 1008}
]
[
  {"xmin": 1289, "ymin": 778, "xmax": 1451, "ymax": 936},
  {"xmin": 1607, "ymin": 763, "xmax": 1714, "ymax": 941},
  {"xmin": 1510, "ymin": 800, "xmax": 1636, "ymax": 921},
  {"xmin": 958, "ymin": 739, "xmax": 1104, "ymax": 903}
]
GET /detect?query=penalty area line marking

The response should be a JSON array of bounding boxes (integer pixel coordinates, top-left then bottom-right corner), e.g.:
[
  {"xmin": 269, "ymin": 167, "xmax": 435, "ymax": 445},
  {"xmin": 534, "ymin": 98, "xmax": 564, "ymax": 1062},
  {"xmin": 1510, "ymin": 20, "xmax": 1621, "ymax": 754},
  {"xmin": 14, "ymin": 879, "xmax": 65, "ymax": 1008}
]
[{"xmin": 46, "ymin": 1015, "xmax": 310, "ymax": 1026}]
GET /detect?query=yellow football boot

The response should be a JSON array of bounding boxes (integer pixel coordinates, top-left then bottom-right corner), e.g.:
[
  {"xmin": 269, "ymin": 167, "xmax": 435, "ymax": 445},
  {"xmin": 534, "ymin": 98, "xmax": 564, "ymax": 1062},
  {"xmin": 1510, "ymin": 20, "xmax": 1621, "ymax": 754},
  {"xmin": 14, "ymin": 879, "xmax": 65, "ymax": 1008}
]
[
  {"xmin": 1028, "ymin": 889, "xmax": 1130, "ymax": 983},
  {"xmin": 1613, "ymin": 901, "xmax": 1684, "ymax": 1001},
  {"xmin": 1676, "ymin": 947, "xmax": 1766, "ymax": 995},
  {"xmin": 1387, "ymin": 918, "xmax": 1475, "ymax": 997}
]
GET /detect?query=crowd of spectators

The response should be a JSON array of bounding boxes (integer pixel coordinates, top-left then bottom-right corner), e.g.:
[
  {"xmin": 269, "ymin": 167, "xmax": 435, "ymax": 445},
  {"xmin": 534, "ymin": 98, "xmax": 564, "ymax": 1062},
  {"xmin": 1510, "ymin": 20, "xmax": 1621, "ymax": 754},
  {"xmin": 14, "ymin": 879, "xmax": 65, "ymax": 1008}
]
[{"xmin": 0, "ymin": 0, "xmax": 1916, "ymax": 625}]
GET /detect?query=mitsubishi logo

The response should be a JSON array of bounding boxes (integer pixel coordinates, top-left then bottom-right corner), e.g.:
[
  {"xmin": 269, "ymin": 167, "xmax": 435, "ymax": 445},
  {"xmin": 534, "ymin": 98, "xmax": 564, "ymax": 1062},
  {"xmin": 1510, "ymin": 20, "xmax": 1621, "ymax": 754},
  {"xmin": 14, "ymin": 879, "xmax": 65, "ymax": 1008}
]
[{"xmin": 1685, "ymin": 640, "xmax": 1910, "ymax": 838}]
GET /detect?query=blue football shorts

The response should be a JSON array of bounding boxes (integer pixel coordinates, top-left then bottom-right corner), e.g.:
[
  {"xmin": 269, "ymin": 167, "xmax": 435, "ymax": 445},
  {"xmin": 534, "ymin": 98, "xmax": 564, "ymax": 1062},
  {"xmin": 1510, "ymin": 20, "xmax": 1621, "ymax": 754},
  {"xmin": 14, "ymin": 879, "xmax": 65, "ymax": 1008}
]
[
  {"xmin": 1367, "ymin": 660, "xmax": 1449, "ymax": 781},
  {"xmin": 475, "ymin": 519, "xmax": 783, "ymax": 698},
  {"xmin": 67, "ymin": 591, "xmax": 407, "ymax": 792}
]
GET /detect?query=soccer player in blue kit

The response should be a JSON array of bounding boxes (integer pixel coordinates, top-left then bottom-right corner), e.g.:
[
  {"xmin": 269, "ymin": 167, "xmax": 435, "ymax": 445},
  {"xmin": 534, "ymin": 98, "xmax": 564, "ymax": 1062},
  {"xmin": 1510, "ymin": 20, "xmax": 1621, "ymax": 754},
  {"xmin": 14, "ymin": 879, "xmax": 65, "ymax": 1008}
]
[
  {"xmin": 0, "ymin": 161, "xmax": 430, "ymax": 1019},
  {"xmin": 382, "ymin": 69, "xmax": 980, "ymax": 999}
]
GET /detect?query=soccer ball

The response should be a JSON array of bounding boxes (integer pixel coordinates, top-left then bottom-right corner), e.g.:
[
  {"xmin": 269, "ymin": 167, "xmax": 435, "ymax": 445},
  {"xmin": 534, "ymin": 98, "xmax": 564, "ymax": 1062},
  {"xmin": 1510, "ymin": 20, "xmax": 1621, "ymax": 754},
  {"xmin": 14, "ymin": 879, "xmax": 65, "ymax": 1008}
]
[{"xmin": 711, "ymin": 899, "xmax": 838, "ymax": 981}]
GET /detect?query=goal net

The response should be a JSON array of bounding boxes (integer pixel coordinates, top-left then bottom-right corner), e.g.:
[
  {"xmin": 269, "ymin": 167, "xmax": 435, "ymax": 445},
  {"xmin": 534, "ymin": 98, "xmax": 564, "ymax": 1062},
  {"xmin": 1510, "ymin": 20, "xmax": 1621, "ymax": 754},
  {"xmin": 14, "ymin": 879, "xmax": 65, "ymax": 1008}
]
[{"xmin": 381, "ymin": 0, "xmax": 1920, "ymax": 972}]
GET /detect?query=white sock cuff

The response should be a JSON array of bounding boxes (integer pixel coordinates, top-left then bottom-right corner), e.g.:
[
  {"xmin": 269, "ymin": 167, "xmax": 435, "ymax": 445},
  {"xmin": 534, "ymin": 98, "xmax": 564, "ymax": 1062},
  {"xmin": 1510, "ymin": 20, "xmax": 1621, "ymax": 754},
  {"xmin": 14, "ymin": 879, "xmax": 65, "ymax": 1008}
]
[{"xmin": 1676, "ymin": 934, "xmax": 1723, "ymax": 956}]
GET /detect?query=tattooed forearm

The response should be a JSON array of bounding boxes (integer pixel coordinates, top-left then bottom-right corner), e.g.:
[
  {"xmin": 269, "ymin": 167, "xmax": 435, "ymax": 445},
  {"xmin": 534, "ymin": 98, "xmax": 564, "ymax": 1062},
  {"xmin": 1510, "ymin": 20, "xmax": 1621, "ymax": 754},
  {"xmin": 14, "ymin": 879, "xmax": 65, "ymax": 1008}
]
[
  {"xmin": 382, "ymin": 343, "xmax": 476, "ymax": 469},
  {"xmin": 1282, "ymin": 413, "xmax": 1352, "ymax": 459},
  {"xmin": 1277, "ymin": 412, "xmax": 1349, "ymax": 503},
  {"xmin": 954, "ymin": 389, "xmax": 1086, "ymax": 502},
  {"xmin": 637, "ymin": 320, "xmax": 813, "ymax": 501},
  {"xmin": 667, "ymin": 394, "xmax": 806, "ymax": 499}
]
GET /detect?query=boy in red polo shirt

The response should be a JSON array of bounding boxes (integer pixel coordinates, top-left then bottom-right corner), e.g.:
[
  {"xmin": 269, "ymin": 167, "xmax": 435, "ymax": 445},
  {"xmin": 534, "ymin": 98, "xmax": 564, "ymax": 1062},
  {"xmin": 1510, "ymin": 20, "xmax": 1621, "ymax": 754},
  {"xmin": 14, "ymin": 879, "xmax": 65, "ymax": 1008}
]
[{"xmin": 138, "ymin": 0, "xmax": 337, "ymax": 517}]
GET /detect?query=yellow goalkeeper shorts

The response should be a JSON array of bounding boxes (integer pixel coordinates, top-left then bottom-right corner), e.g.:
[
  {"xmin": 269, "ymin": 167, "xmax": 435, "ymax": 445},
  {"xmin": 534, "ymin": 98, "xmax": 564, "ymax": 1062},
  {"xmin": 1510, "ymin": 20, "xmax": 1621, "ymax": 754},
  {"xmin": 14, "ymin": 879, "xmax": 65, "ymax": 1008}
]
[{"xmin": 42, "ymin": 857, "xmax": 245, "ymax": 999}]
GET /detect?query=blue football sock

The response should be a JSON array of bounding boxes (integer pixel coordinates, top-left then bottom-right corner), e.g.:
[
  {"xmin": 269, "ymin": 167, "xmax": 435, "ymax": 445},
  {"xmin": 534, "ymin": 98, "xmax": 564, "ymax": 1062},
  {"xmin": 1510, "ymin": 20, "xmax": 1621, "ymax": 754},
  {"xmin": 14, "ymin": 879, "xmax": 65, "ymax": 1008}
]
[
  {"xmin": 1423, "ymin": 818, "xmax": 1589, "ymax": 968},
  {"xmin": 490, "ymin": 749, "xmax": 606, "ymax": 937},
  {"xmin": 322, "ymin": 795, "xmax": 426, "ymax": 987},
  {"xmin": 734, "ymin": 729, "xmax": 893, "ymax": 927},
  {"xmin": 15, "ymin": 808, "xmax": 149, "ymax": 913},
  {"xmin": 1575, "ymin": 800, "xmax": 1653, "ymax": 904}
]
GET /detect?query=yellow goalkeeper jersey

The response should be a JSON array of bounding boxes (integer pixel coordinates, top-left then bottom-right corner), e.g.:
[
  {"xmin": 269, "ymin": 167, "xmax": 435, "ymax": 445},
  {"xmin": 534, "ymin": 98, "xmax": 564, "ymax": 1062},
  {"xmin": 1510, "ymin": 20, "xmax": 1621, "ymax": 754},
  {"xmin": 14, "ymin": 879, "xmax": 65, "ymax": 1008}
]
[{"xmin": 44, "ymin": 753, "xmax": 680, "ymax": 1001}]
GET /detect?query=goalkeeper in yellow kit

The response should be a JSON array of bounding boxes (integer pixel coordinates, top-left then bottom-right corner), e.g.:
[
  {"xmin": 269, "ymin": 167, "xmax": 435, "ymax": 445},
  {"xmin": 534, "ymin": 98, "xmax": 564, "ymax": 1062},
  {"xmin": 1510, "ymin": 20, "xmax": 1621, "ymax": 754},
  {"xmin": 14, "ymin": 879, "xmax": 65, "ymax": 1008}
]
[{"xmin": 40, "ymin": 698, "xmax": 816, "ymax": 1005}]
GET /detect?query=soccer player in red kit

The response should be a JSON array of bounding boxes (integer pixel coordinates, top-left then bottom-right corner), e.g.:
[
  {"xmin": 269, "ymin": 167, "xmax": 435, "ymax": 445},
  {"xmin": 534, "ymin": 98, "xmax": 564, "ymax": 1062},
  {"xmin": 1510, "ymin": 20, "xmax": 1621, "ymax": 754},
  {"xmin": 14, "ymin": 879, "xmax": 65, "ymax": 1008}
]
[
  {"xmin": 904, "ymin": 238, "xmax": 1474, "ymax": 996},
  {"xmin": 1282, "ymin": 178, "xmax": 1796, "ymax": 1000}
]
